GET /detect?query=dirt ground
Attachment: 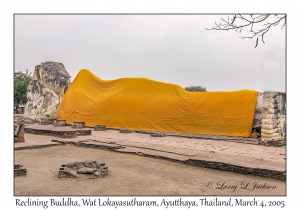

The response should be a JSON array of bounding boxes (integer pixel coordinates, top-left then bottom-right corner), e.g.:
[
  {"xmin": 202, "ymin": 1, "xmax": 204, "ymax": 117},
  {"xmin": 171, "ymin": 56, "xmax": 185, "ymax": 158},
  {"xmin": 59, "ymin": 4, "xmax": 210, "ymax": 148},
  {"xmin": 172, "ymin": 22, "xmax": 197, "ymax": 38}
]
[{"xmin": 14, "ymin": 143, "xmax": 285, "ymax": 196}]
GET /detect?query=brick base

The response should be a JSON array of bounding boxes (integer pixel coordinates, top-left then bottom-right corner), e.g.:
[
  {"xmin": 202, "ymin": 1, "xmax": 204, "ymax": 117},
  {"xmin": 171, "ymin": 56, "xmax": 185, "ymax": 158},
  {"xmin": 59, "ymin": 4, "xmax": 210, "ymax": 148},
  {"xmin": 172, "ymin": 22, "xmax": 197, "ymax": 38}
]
[
  {"xmin": 14, "ymin": 124, "xmax": 25, "ymax": 143},
  {"xmin": 14, "ymin": 164, "xmax": 27, "ymax": 176}
]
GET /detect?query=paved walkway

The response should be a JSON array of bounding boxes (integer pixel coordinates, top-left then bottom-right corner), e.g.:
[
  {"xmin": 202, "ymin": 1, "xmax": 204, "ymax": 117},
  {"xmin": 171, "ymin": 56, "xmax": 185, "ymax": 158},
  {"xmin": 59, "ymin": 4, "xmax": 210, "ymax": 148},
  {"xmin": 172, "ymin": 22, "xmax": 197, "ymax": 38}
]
[{"xmin": 15, "ymin": 124, "xmax": 286, "ymax": 179}]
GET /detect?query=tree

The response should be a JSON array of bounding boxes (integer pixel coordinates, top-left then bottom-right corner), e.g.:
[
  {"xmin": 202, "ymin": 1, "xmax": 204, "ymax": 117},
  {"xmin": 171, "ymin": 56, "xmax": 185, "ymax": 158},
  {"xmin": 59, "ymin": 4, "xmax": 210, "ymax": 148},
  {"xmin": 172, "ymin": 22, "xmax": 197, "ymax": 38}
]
[
  {"xmin": 14, "ymin": 70, "xmax": 32, "ymax": 105},
  {"xmin": 205, "ymin": 14, "xmax": 286, "ymax": 48},
  {"xmin": 185, "ymin": 86, "xmax": 207, "ymax": 92}
]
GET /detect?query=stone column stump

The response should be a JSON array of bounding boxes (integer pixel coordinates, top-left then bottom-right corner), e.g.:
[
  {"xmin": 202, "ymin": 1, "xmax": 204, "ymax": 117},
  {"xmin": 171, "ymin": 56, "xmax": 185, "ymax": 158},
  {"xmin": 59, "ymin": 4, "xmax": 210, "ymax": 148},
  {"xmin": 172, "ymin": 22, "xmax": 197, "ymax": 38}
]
[
  {"xmin": 72, "ymin": 122, "xmax": 85, "ymax": 129},
  {"xmin": 38, "ymin": 118, "xmax": 55, "ymax": 125},
  {"xmin": 94, "ymin": 125, "xmax": 107, "ymax": 131},
  {"xmin": 53, "ymin": 120, "xmax": 66, "ymax": 127},
  {"xmin": 120, "ymin": 129, "xmax": 133, "ymax": 133},
  {"xmin": 14, "ymin": 164, "xmax": 27, "ymax": 176}
]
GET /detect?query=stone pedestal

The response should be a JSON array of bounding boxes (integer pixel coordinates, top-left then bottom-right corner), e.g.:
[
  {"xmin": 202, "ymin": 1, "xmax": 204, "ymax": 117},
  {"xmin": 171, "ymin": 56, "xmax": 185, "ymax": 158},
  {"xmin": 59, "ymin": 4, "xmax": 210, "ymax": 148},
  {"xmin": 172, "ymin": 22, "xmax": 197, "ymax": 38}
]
[
  {"xmin": 72, "ymin": 122, "xmax": 85, "ymax": 129},
  {"xmin": 58, "ymin": 161, "xmax": 108, "ymax": 178},
  {"xmin": 14, "ymin": 164, "xmax": 27, "ymax": 176},
  {"xmin": 94, "ymin": 125, "xmax": 107, "ymax": 131},
  {"xmin": 53, "ymin": 120, "xmax": 66, "ymax": 127},
  {"xmin": 38, "ymin": 118, "xmax": 54, "ymax": 125},
  {"xmin": 120, "ymin": 129, "xmax": 133, "ymax": 133},
  {"xmin": 150, "ymin": 133, "xmax": 166, "ymax": 137}
]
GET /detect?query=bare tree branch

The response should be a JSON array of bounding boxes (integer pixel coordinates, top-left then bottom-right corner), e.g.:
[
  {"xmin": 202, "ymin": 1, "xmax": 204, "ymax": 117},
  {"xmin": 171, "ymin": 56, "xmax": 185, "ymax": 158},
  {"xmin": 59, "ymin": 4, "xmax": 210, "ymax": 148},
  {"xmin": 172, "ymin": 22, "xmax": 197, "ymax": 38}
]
[{"xmin": 205, "ymin": 14, "xmax": 286, "ymax": 48}]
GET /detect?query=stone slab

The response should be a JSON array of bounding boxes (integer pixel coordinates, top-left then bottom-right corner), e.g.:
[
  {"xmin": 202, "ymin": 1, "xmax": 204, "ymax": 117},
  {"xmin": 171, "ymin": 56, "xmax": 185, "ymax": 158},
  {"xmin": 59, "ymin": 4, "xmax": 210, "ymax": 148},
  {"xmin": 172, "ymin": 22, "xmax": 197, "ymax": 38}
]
[
  {"xmin": 52, "ymin": 138, "xmax": 285, "ymax": 181},
  {"xmin": 19, "ymin": 125, "xmax": 286, "ymax": 181},
  {"xmin": 25, "ymin": 124, "xmax": 92, "ymax": 138}
]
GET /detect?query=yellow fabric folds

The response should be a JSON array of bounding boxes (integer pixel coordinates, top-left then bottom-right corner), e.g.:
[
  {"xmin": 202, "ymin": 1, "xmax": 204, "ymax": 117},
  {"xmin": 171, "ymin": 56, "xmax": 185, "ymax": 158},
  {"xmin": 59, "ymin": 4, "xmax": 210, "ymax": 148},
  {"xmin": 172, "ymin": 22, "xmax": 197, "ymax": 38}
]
[{"xmin": 58, "ymin": 69, "xmax": 258, "ymax": 137}]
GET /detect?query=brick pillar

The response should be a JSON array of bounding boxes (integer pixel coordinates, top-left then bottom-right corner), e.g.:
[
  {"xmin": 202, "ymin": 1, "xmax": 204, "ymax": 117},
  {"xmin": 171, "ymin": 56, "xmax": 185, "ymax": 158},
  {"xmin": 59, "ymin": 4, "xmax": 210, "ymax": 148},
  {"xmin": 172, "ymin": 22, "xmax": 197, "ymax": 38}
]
[{"xmin": 14, "ymin": 124, "xmax": 25, "ymax": 143}]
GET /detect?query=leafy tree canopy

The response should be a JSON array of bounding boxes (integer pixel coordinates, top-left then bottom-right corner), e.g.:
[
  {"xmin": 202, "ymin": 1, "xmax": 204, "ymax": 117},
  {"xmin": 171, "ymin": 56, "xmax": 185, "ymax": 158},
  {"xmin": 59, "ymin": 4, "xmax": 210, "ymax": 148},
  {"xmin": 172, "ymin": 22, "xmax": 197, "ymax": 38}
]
[
  {"xmin": 14, "ymin": 70, "xmax": 32, "ymax": 105},
  {"xmin": 185, "ymin": 86, "xmax": 207, "ymax": 92}
]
